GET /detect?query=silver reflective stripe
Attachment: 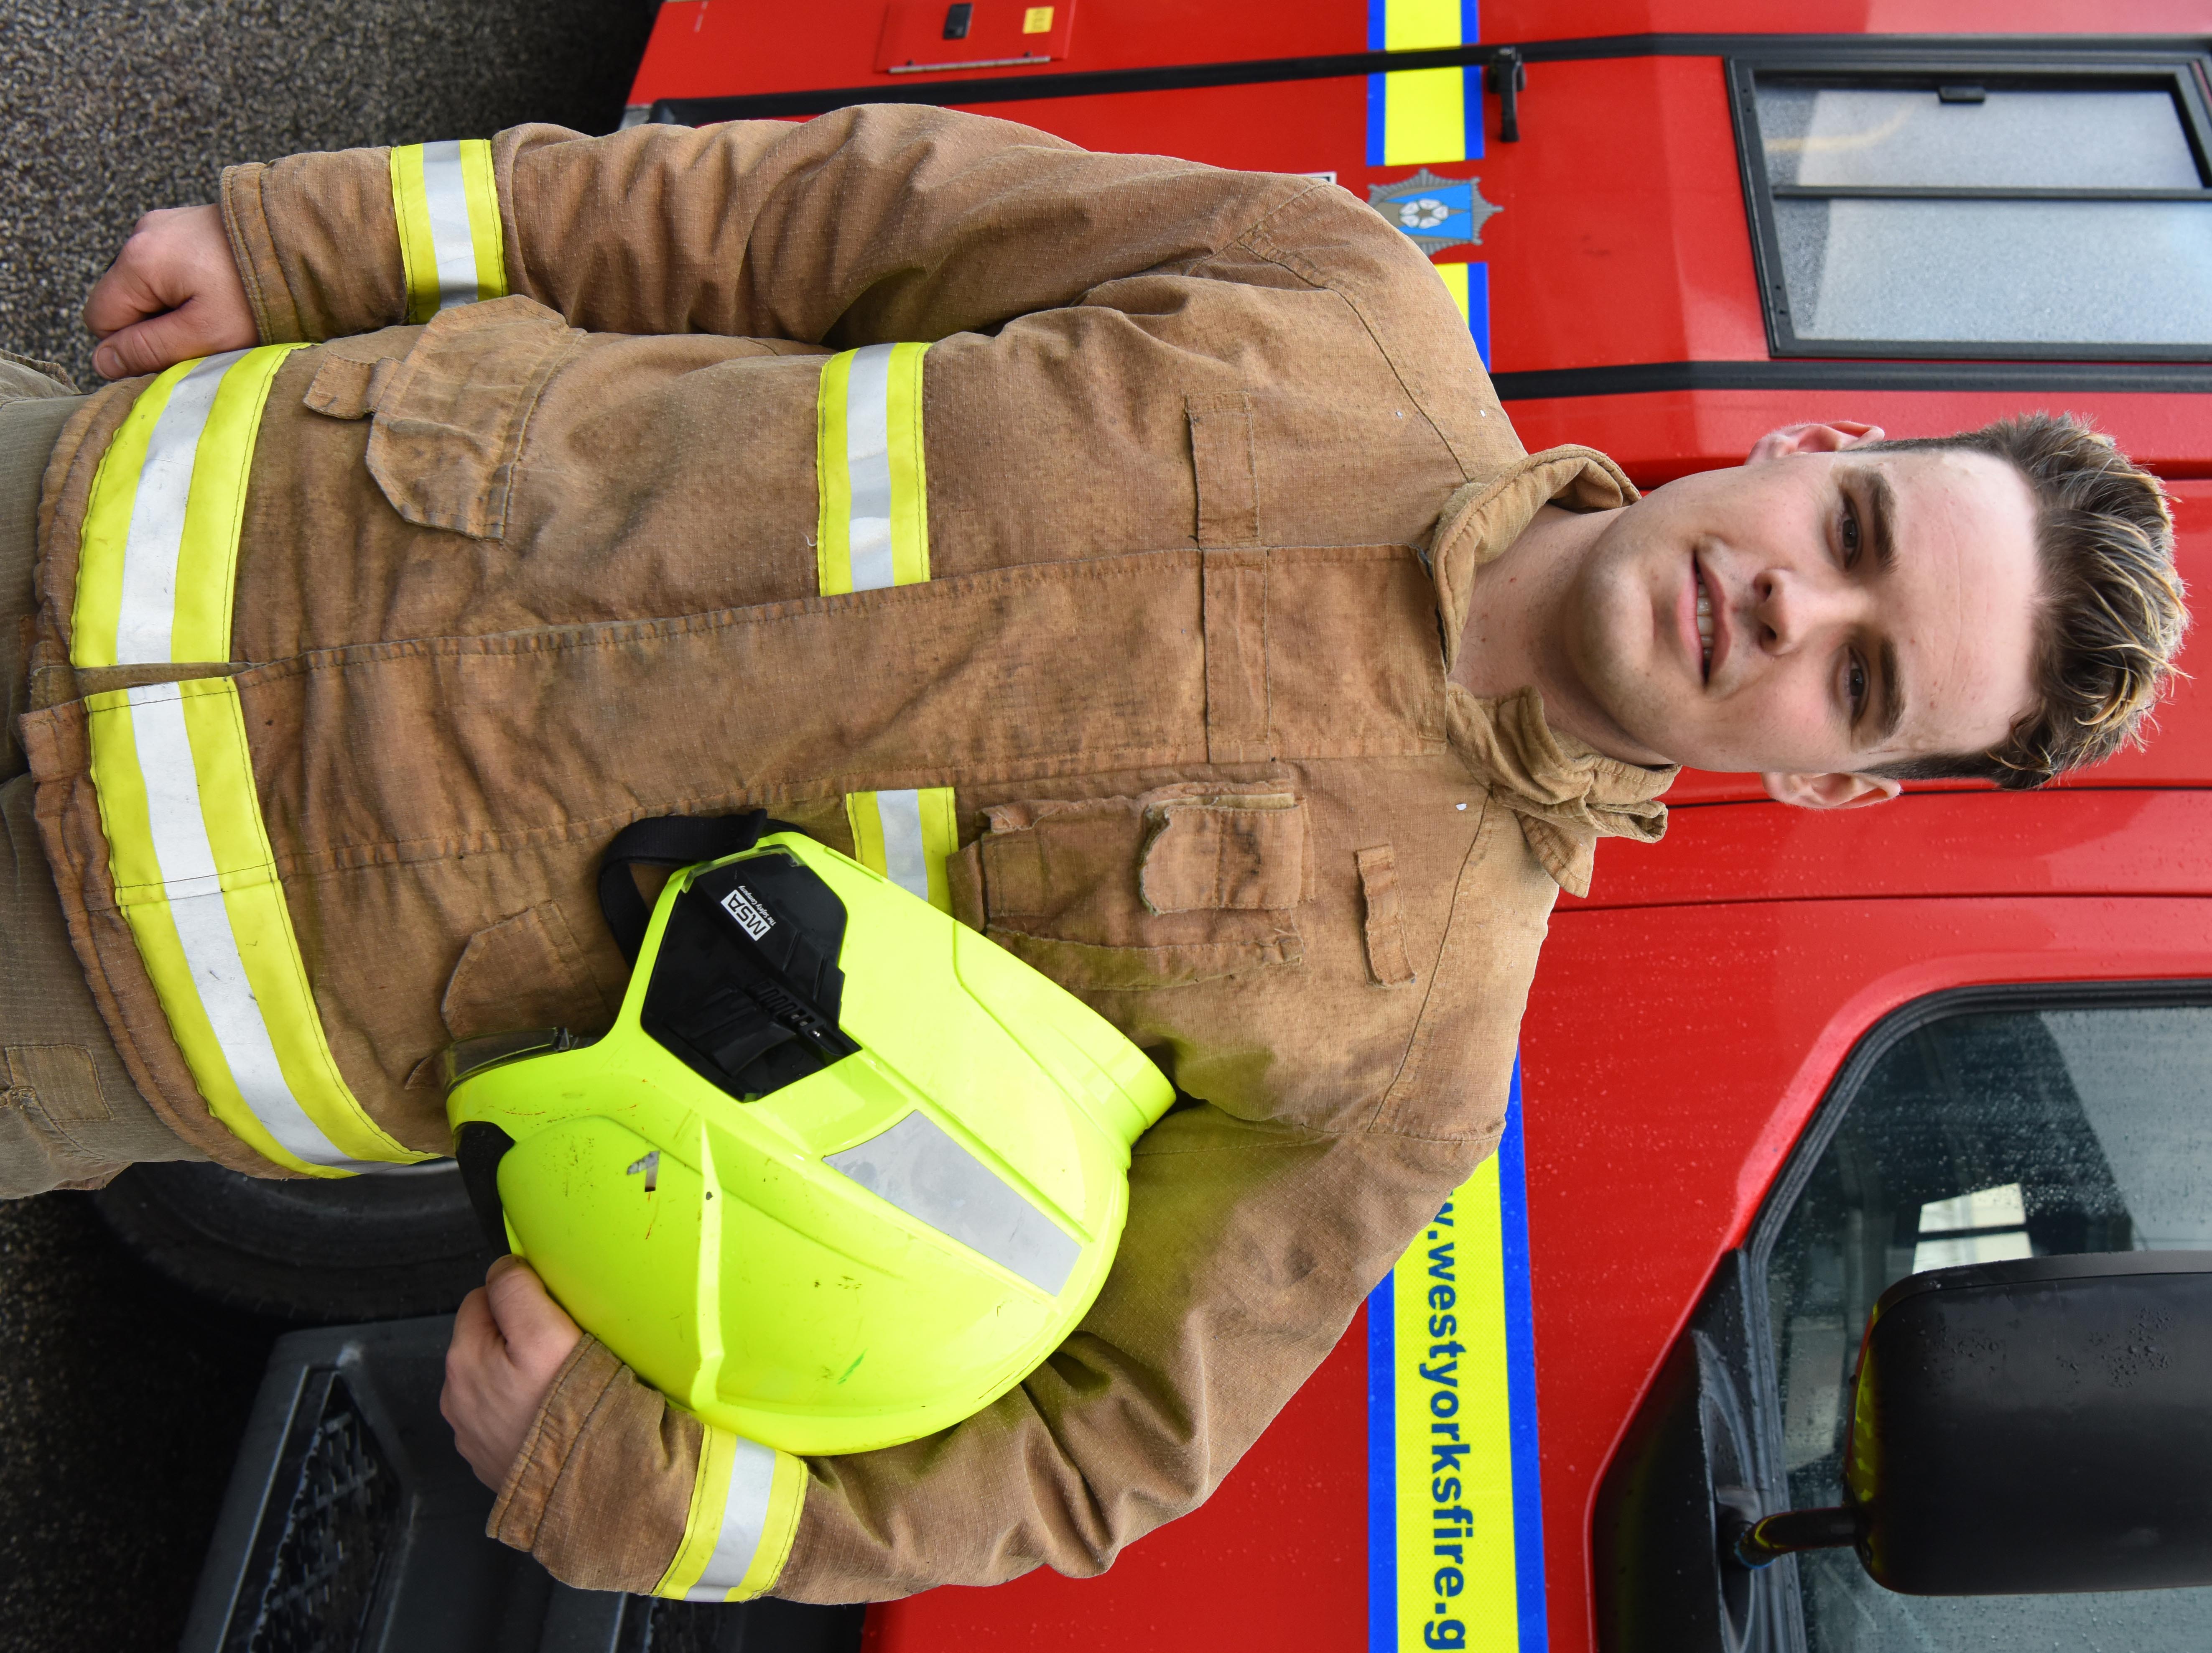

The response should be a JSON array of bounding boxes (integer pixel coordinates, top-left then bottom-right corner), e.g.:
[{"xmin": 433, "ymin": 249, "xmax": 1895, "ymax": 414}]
[
  {"xmin": 828, "ymin": 1111, "xmax": 1081, "ymax": 1294},
  {"xmin": 127, "ymin": 684, "xmax": 382, "ymax": 1172},
  {"xmin": 420, "ymin": 139, "xmax": 482, "ymax": 311},
  {"xmin": 842, "ymin": 342, "xmax": 897, "ymax": 591},
  {"xmin": 115, "ymin": 350, "xmax": 245, "ymax": 665},
  {"xmin": 683, "ymin": 1436, "xmax": 780, "ymax": 1601},
  {"xmin": 872, "ymin": 787, "xmax": 929, "ymax": 902}
]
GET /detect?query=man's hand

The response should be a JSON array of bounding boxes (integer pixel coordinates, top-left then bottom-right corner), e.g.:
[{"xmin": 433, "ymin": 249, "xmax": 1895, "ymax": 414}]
[
  {"xmin": 441, "ymin": 1256, "xmax": 585, "ymax": 1492},
  {"xmin": 83, "ymin": 205, "xmax": 257, "ymax": 380}
]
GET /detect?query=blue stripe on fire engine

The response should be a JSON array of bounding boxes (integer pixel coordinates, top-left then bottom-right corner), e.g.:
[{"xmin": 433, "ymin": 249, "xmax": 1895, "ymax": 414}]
[
  {"xmin": 1498, "ymin": 1062, "xmax": 1550, "ymax": 1651},
  {"xmin": 1465, "ymin": 63, "xmax": 1485, "ymax": 164},
  {"xmin": 1461, "ymin": 0, "xmax": 1483, "ymax": 161},
  {"xmin": 1365, "ymin": 0, "xmax": 1386, "ymax": 166},
  {"xmin": 1465, "ymin": 261, "xmax": 1491, "ymax": 370},
  {"xmin": 1366, "ymin": 1056, "xmax": 1546, "ymax": 1652},
  {"xmin": 1366, "ymin": 1262, "xmax": 1397, "ymax": 1649}
]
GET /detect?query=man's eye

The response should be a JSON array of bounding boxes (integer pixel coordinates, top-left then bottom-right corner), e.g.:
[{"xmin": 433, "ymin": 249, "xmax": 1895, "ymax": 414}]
[
  {"xmin": 1841, "ymin": 498, "xmax": 1861, "ymax": 567},
  {"xmin": 1847, "ymin": 653, "xmax": 1868, "ymax": 716}
]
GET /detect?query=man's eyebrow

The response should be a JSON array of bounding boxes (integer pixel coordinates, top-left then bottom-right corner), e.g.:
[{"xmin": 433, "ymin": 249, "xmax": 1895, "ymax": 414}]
[
  {"xmin": 1847, "ymin": 466, "xmax": 1904, "ymax": 747},
  {"xmin": 1871, "ymin": 635, "xmax": 1905, "ymax": 746},
  {"xmin": 1859, "ymin": 467, "xmax": 1897, "ymax": 576}
]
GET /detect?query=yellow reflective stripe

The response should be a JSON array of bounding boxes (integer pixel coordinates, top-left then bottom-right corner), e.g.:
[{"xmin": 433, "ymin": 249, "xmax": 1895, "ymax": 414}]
[
  {"xmin": 1381, "ymin": 0, "xmax": 1462, "ymax": 48},
  {"xmin": 844, "ymin": 787, "xmax": 957, "ymax": 913},
  {"xmin": 652, "ymin": 1424, "xmax": 733, "ymax": 1599},
  {"xmin": 1435, "ymin": 260, "xmax": 1471, "ymax": 324},
  {"xmin": 71, "ymin": 344, "xmax": 303, "ymax": 668},
  {"xmin": 459, "ymin": 142, "xmax": 508, "ymax": 304},
  {"xmin": 391, "ymin": 139, "xmax": 507, "ymax": 324},
  {"xmin": 1383, "ymin": 67, "xmax": 1469, "ymax": 164},
  {"xmin": 814, "ymin": 342, "xmax": 930, "ymax": 595},
  {"xmin": 1376, "ymin": 0, "xmax": 1474, "ymax": 166},
  {"xmin": 84, "ymin": 678, "xmax": 426, "ymax": 1175},
  {"xmin": 652, "ymin": 1428, "xmax": 805, "ymax": 1602}
]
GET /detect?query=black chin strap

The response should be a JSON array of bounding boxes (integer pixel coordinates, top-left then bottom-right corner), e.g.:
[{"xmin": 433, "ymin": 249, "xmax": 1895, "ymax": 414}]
[{"xmin": 596, "ymin": 810, "xmax": 794, "ymax": 965}]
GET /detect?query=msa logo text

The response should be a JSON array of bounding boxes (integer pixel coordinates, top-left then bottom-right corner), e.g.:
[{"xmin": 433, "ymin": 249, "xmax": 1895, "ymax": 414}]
[{"xmin": 720, "ymin": 886, "xmax": 775, "ymax": 941}]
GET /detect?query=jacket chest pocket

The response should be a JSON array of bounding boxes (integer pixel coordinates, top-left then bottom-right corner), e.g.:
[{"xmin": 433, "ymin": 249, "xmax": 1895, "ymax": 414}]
[
  {"xmin": 301, "ymin": 294, "xmax": 580, "ymax": 541},
  {"xmin": 950, "ymin": 783, "xmax": 1310, "ymax": 991}
]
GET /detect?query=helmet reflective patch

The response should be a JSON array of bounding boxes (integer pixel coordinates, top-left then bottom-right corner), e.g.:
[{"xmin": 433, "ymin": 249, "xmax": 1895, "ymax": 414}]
[
  {"xmin": 827, "ymin": 1112, "xmax": 1080, "ymax": 1296},
  {"xmin": 719, "ymin": 885, "xmax": 776, "ymax": 941}
]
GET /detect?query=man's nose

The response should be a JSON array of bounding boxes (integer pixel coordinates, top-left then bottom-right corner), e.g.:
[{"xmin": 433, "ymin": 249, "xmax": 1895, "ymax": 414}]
[{"xmin": 1752, "ymin": 567, "xmax": 1863, "ymax": 655}]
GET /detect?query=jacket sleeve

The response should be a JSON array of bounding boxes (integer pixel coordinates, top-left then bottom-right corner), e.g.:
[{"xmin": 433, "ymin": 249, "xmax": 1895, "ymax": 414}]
[
  {"xmin": 219, "ymin": 105, "xmax": 1320, "ymax": 347},
  {"xmin": 488, "ymin": 1105, "xmax": 1480, "ymax": 1601}
]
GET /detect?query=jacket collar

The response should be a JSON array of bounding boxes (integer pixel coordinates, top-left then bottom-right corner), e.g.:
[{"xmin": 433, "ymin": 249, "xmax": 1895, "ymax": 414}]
[{"xmin": 1427, "ymin": 445, "xmax": 1677, "ymax": 897}]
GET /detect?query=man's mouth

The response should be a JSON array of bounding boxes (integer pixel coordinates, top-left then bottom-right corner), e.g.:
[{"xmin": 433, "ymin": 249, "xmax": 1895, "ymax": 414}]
[{"xmin": 1694, "ymin": 562, "xmax": 1715, "ymax": 682}]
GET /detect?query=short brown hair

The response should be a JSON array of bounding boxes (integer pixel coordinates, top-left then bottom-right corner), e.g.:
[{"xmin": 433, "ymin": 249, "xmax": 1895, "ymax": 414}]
[{"xmin": 1866, "ymin": 413, "xmax": 2186, "ymax": 790}]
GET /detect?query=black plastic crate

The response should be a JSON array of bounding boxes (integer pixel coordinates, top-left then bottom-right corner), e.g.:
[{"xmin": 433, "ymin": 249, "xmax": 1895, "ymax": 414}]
[{"xmin": 182, "ymin": 1316, "xmax": 866, "ymax": 1653}]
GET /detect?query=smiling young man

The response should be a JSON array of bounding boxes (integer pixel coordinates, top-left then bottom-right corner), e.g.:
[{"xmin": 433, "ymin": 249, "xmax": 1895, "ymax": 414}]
[
  {"xmin": 1458, "ymin": 421, "xmax": 2056, "ymax": 801},
  {"xmin": 0, "ymin": 106, "xmax": 2184, "ymax": 1603}
]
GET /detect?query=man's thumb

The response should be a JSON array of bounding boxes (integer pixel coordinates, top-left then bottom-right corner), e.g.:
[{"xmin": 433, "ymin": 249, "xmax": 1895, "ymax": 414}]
[{"xmin": 483, "ymin": 1257, "xmax": 580, "ymax": 1347}]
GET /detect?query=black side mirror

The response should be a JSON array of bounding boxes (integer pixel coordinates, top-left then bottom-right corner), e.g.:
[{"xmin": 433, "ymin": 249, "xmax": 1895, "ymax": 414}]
[{"xmin": 1735, "ymin": 1251, "xmax": 2212, "ymax": 1596}]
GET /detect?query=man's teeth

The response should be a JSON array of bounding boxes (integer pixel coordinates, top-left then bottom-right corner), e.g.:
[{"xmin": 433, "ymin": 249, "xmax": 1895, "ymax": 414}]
[{"xmin": 1696, "ymin": 573, "xmax": 1714, "ymax": 671}]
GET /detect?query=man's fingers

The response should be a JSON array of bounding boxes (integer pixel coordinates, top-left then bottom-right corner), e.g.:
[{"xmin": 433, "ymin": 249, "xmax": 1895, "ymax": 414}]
[
  {"xmin": 81, "ymin": 204, "xmax": 255, "ymax": 378},
  {"xmin": 91, "ymin": 309, "xmax": 210, "ymax": 381},
  {"xmin": 83, "ymin": 209, "xmax": 200, "ymax": 338},
  {"xmin": 81, "ymin": 268, "xmax": 150, "ymax": 342}
]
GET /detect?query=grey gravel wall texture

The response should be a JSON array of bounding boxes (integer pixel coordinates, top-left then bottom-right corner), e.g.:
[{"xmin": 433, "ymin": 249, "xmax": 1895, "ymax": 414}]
[
  {"xmin": 0, "ymin": 5, "xmax": 658, "ymax": 1647},
  {"xmin": 0, "ymin": 0, "xmax": 659, "ymax": 385}
]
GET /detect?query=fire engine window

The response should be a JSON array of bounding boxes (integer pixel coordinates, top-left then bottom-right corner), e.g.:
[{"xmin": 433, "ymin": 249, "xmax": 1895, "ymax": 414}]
[
  {"xmin": 1739, "ymin": 70, "xmax": 2212, "ymax": 358},
  {"xmin": 1763, "ymin": 1001, "xmax": 2212, "ymax": 1649}
]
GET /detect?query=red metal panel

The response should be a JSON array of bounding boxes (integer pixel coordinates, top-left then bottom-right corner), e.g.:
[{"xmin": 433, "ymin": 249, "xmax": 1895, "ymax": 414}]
[
  {"xmin": 1567, "ymin": 787, "xmax": 2212, "ymax": 911},
  {"xmin": 874, "ymin": 0, "xmax": 1078, "ymax": 75},
  {"xmin": 859, "ymin": 1297, "xmax": 1369, "ymax": 1649},
  {"xmin": 1481, "ymin": 57, "xmax": 1767, "ymax": 372},
  {"xmin": 1521, "ymin": 894, "xmax": 2212, "ymax": 1653},
  {"xmin": 632, "ymin": 0, "xmax": 1363, "ymax": 104},
  {"xmin": 910, "ymin": 75, "xmax": 1367, "ymax": 175}
]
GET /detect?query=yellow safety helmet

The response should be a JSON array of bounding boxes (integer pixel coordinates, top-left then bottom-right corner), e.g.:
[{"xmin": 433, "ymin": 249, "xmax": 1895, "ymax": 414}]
[{"xmin": 443, "ymin": 815, "xmax": 1173, "ymax": 1456}]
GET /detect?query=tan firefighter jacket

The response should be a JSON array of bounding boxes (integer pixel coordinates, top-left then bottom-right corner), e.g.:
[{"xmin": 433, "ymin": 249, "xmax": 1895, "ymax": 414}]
[{"xmin": 18, "ymin": 108, "xmax": 1672, "ymax": 1600}]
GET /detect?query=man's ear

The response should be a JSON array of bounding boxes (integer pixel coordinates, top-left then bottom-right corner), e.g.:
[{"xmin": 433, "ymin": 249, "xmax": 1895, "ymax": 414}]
[
  {"xmin": 1761, "ymin": 770, "xmax": 1904, "ymax": 810},
  {"xmin": 1745, "ymin": 420, "xmax": 1887, "ymax": 465}
]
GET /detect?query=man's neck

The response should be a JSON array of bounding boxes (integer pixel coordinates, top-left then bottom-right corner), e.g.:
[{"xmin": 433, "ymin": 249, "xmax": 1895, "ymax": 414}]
[
  {"xmin": 1449, "ymin": 503, "xmax": 1593, "ymax": 702},
  {"xmin": 1447, "ymin": 502, "xmax": 1667, "ymax": 765}
]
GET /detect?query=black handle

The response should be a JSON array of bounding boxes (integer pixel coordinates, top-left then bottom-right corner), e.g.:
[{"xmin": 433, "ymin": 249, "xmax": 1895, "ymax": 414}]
[
  {"xmin": 1486, "ymin": 47, "xmax": 1525, "ymax": 143},
  {"xmin": 596, "ymin": 810, "xmax": 793, "ymax": 965}
]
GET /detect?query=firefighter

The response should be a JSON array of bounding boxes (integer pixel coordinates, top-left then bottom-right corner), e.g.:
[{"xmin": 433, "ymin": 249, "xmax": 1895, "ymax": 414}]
[{"xmin": 0, "ymin": 107, "xmax": 2182, "ymax": 1601}]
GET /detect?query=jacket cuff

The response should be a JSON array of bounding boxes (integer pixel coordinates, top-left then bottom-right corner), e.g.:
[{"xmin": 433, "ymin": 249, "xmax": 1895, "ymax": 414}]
[
  {"xmin": 219, "ymin": 163, "xmax": 291, "ymax": 344},
  {"xmin": 219, "ymin": 146, "xmax": 411, "ymax": 342},
  {"xmin": 646, "ymin": 1424, "xmax": 807, "ymax": 1602},
  {"xmin": 486, "ymin": 1335, "xmax": 804, "ymax": 1599}
]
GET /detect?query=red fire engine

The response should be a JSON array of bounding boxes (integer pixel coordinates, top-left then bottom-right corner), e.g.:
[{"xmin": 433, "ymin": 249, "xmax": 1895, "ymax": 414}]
[{"xmin": 610, "ymin": 3, "xmax": 2212, "ymax": 1650}]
